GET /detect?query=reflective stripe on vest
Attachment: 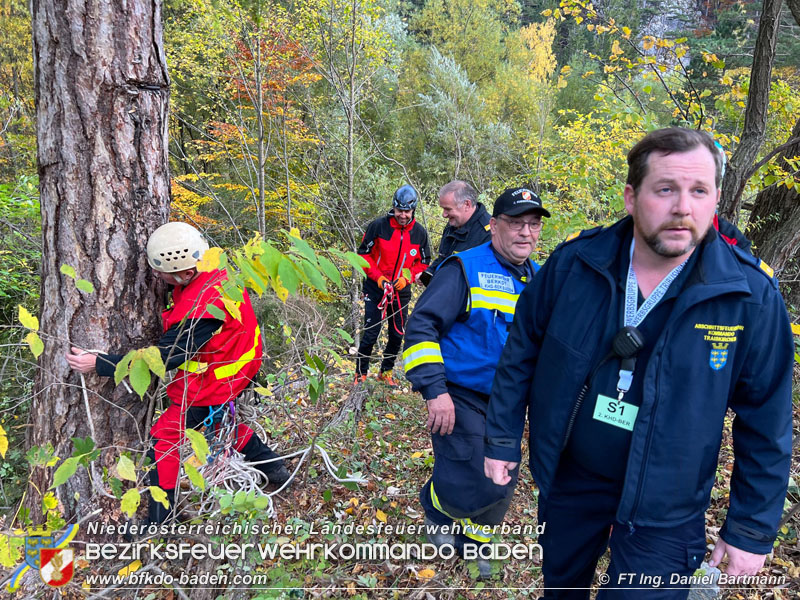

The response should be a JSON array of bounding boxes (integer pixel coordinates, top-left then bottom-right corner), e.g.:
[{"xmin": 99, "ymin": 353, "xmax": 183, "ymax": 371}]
[
  {"xmin": 469, "ymin": 287, "xmax": 519, "ymax": 316},
  {"xmin": 179, "ymin": 326, "xmax": 261, "ymax": 380},
  {"xmin": 402, "ymin": 341, "xmax": 444, "ymax": 372}
]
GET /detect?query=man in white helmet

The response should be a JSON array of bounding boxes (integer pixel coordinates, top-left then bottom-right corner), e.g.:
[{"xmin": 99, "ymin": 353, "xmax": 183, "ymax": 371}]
[{"xmin": 66, "ymin": 222, "xmax": 290, "ymax": 524}]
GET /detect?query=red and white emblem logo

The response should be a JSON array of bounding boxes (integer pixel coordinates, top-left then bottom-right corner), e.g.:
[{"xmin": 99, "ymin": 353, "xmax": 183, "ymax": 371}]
[
  {"xmin": 522, "ymin": 190, "xmax": 531, "ymax": 200},
  {"xmin": 40, "ymin": 548, "xmax": 74, "ymax": 587}
]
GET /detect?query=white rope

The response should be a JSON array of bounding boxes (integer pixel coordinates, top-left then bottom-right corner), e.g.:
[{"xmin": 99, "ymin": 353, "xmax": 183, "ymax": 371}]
[{"xmin": 75, "ymin": 349, "xmax": 367, "ymax": 519}]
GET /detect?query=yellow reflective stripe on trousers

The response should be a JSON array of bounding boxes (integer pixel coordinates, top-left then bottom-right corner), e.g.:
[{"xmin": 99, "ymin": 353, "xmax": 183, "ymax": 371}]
[
  {"xmin": 469, "ymin": 287, "xmax": 519, "ymax": 315},
  {"xmin": 402, "ymin": 341, "xmax": 443, "ymax": 372},
  {"xmin": 430, "ymin": 483, "xmax": 492, "ymax": 543},
  {"xmin": 213, "ymin": 326, "xmax": 261, "ymax": 380}
]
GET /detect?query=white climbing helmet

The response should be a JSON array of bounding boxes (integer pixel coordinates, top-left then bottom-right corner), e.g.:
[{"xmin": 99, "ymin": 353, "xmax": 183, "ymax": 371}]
[{"xmin": 146, "ymin": 222, "xmax": 209, "ymax": 272}]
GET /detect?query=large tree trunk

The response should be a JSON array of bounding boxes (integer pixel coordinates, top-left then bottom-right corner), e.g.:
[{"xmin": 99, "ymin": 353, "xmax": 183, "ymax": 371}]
[
  {"xmin": 747, "ymin": 117, "xmax": 800, "ymax": 303},
  {"xmin": 718, "ymin": 0, "xmax": 782, "ymax": 223},
  {"xmin": 28, "ymin": 0, "xmax": 170, "ymax": 521}
]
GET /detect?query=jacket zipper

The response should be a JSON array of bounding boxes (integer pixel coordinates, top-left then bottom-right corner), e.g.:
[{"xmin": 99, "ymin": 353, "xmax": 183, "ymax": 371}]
[
  {"xmin": 560, "ymin": 257, "xmax": 617, "ymax": 449},
  {"xmin": 390, "ymin": 226, "xmax": 406, "ymax": 282},
  {"xmin": 626, "ymin": 334, "xmax": 664, "ymax": 534}
]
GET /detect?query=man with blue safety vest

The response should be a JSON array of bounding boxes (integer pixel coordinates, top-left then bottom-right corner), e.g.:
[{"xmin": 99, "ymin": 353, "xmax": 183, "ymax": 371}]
[
  {"xmin": 402, "ymin": 187, "xmax": 550, "ymax": 578},
  {"xmin": 484, "ymin": 128, "xmax": 793, "ymax": 598}
]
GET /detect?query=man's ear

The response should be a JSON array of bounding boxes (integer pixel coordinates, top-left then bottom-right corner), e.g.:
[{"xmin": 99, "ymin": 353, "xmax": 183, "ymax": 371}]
[{"xmin": 623, "ymin": 184, "xmax": 636, "ymax": 217}]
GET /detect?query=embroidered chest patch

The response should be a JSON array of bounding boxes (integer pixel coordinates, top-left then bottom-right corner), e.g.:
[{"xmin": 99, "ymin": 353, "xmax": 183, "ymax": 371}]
[{"xmin": 477, "ymin": 272, "xmax": 514, "ymax": 293}]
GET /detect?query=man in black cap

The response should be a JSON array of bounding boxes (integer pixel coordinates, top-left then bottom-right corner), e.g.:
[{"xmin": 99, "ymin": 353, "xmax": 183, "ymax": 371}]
[{"xmin": 402, "ymin": 187, "xmax": 550, "ymax": 577}]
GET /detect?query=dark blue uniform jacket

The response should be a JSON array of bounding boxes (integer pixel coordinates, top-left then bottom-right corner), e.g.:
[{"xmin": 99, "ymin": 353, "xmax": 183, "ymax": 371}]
[{"xmin": 485, "ymin": 216, "xmax": 793, "ymax": 554}]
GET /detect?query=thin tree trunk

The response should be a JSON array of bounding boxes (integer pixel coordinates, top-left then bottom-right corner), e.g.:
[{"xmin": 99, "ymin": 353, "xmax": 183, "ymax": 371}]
[{"xmin": 28, "ymin": 0, "xmax": 170, "ymax": 521}]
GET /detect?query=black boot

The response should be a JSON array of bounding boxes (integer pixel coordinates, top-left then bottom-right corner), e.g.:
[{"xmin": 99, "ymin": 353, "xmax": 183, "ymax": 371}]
[
  {"xmin": 147, "ymin": 488, "xmax": 177, "ymax": 525},
  {"xmin": 240, "ymin": 435, "xmax": 291, "ymax": 486}
]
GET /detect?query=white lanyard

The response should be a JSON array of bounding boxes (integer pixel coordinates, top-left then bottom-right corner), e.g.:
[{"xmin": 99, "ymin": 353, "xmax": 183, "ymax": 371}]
[
  {"xmin": 624, "ymin": 239, "xmax": 687, "ymax": 328},
  {"xmin": 617, "ymin": 240, "xmax": 688, "ymax": 398}
]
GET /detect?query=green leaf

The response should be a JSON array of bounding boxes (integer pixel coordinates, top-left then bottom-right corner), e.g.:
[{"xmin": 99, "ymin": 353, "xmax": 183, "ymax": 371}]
[
  {"xmin": 25, "ymin": 332, "xmax": 44, "ymax": 358},
  {"xmin": 60, "ymin": 264, "xmax": 77, "ymax": 279},
  {"xmin": 51, "ymin": 457, "xmax": 79, "ymax": 489},
  {"xmin": 323, "ymin": 489, "xmax": 332, "ymax": 502},
  {"xmin": 317, "ymin": 255, "xmax": 342, "ymax": 287},
  {"xmin": 114, "ymin": 351, "xmax": 134, "ymax": 385},
  {"xmin": 260, "ymin": 243, "xmax": 283, "ymax": 280},
  {"xmin": 128, "ymin": 358, "xmax": 151, "ymax": 398},
  {"xmin": 184, "ymin": 429, "xmax": 209, "ymax": 464},
  {"xmin": 342, "ymin": 251, "xmax": 369, "ymax": 273},
  {"xmin": 121, "ymin": 488, "xmax": 141, "ymax": 517},
  {"xmin": 278, "ymin": 258, "xmax": 300, "ymax": 295},
  {"xmin": 72, "ymin": 436, "xmax": 95, "ymax": 456},
  {"xmin": 206, "ymin": 304, "xmax": 226, "ymax": 321},
  {"xmin": 300, "ymin": 260, "xmax": 327, "ymax": 292},
  {"xmin": 149, "ymin": 486, "xmax": 170, "ymax": 509},
  {"xmin": 76, "ymin": 279, "xmax": 95, "ymax": 293},
  {"xmin": 184, "ymin": 461, "xmax": 206, "ymax": 491},
  {"xmin": 253, "ymin": 495, "xmax": 269, "ymax": 510},
  {"xmin": 237, "ymin": 256, "xmax": 267, "ymax": 295},
  {"xmin": 287, "ymin": 233, "xmax": 318, "ymax": 266},
  {"xmin": 117, "ymin": 455, "xmax": 137, "ymax": 482},
  {"xmin": 140, "ymin": 346, "xmax": 165, "ymax": 379},
  {"xmin": 336, "ymin": 328, "xmax": 354, "ymax": 344},
  {"xmin": 18, "ymin": 305, "xmax": 39, "ymax": 330},
  {"xmin": 219, "ymin": 493, "xmax": 233, "ymax": 509},
  {"xmin": 109, "ymin": 477, "xmax": 123, "ymax": 499},
  {"xmin": 220, "ymin": 279, "xmax": 244, "ymax": 303}
]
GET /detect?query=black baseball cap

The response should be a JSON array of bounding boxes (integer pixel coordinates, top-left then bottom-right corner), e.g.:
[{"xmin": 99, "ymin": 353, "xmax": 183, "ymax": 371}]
[{"xmin": 492, "ymin": 187, "xmax": 551, "ymax": 218}]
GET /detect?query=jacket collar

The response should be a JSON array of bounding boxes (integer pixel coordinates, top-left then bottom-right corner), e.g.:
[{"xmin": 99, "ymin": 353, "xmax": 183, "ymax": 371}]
[
  {"xmin": 576, "ymin": 216, "xmax": 752, "ymax": 301},
  {"xmin": 387, "ymin": 211, "xmax": 415, "ymax": 230}
]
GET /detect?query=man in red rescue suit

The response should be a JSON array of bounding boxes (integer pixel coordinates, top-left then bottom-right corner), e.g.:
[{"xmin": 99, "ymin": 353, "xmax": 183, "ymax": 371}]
[
  {"xmin": 66, "ymin": 222, "xmax": 289, "ymax": 524},
  {"xmin": 355, "ymin": 185, "xmax": 431, "ymax": 385}
]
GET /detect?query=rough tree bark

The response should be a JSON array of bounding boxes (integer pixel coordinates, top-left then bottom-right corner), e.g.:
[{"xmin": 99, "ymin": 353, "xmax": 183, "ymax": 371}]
[
  {"xmin": 28, "ymin": 0, "xmax": 170, "ymax": 521},
  {"xmin": 718, "ymin": 0, "xmax": 782, "ymax": 223},
  {"xmin": 747, "ymin": 118, "xmax": 800, "ymax": 275}
]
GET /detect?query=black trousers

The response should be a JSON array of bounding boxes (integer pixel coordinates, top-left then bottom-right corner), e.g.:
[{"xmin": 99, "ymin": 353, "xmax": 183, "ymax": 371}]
[
  {"xmin": 539, "ymin": 454, "xmax": 706, "ymax": 600},
  {"xmin": 356, "ymin": 284, "xmax": 410, "ymax": 376},
  {"xmin": 420, "ymin": 388, "xmax": 519, "ymax": 543}
]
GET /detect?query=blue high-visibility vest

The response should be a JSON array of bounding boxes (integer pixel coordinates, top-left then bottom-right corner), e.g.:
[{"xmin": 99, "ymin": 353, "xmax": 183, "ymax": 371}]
[{"xmin": 439, "ymin": 242, "xmax": 537, "ymax": 396}]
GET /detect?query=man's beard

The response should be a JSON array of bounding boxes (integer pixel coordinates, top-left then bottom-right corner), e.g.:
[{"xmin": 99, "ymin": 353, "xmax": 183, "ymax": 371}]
[{"xmin": 641, "ymin": 220, "xmax": 705, "ymax": 258}]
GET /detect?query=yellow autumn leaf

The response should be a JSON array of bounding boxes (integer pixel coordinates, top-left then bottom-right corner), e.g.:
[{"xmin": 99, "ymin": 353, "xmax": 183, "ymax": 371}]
[
  {"xmin": 254, "ymin": 386, "xmax": 273, "ymax": 397},
  {"xmin": 274, "ymin": 284, "xmax": 289, "ymax": 303},
  {"xmin": 185, "ymin": 454, "xmax": 202, "ymax": 469},
  {"xmin": 118, "ymin": 560, "xmax": 142, "ymax": 578},
  {"xmin": 790, "ymin": 323, "xmax": 799, "ymax": 336},
  {"xmin": 18, "ymin": 305, "xmax": 39, "ymax": 330},
  {"xmin": 289, "ymin": 227, "xmax": 301, "ymax": 238},
  {"xmin": 221, "ymin": 296, "xmax": 242, "ymax": 321},
  {"xmin": 197, "ymin": 247, "xmax": 224, "ymax": 272},
  {"xmin": 385, "ymin": 413, "xmax": 396, "ymax": 420},
  {"xmin": 417, "ymin": 569, "xmax": 435, "ymax": 579},
  {"xmin": 25, "ymin": 332, "xmax": 44, "ymax": 358},
  {"xmin": 376, "ymin": 509, "xmax": 387, "ymax": 523},
  {"xmin": 411, "ymin": 452, "xmax": 423, "ymax": 458},
  {"xmin": 0, "ymin": 425, "xmax": 8, "ymax": 459},
  {"xmin": 642, "ymin": 36, "xmax": 655, "ymax": 51}
]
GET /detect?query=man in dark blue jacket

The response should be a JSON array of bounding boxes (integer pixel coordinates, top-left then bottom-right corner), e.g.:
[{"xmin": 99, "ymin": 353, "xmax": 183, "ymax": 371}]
[
  {"xmin": 484, "ymin": 128, "xmax": 793, "ymax": 598},
  {"xmin": 404, "ymin": 187, "xmax": 549, "ymax": 577},
  {"xmin": 419, "ymin": 180, "xmax": 492, "ymax": 286}
]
